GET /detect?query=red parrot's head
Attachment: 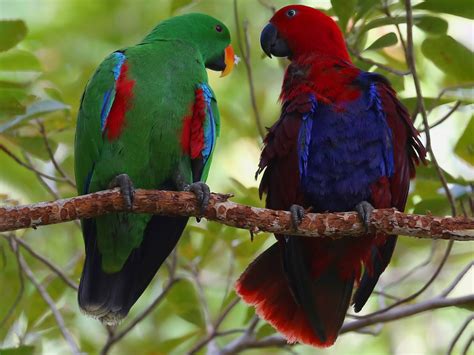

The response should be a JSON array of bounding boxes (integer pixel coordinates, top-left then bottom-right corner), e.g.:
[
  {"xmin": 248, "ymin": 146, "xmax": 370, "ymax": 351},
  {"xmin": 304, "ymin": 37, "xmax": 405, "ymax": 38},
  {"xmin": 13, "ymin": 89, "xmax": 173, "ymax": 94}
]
[{"xmin": 260, "ymin": 5, "xmax": 350, "ymax": 62}]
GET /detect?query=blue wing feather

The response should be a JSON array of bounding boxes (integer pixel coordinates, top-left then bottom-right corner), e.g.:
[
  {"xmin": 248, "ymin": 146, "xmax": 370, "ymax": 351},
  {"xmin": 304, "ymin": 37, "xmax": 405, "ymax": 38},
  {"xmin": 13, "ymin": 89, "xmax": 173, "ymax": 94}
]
[{"xmin": 100, "ymin": 52, "xmax": 126, "ymax": 132}]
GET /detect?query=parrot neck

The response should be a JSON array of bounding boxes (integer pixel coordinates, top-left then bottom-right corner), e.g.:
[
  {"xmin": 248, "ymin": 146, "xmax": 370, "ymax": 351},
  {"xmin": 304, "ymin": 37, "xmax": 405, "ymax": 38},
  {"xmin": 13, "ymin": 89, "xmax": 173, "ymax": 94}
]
[{"xmin": 280, "ymin": 55, "xmax": 361, "ymax": 105}]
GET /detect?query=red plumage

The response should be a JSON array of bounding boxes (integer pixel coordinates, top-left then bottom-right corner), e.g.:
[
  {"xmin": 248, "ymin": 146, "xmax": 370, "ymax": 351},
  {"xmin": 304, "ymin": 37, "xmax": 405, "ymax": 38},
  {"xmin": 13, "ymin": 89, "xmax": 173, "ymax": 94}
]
[
  {"xmin": 181, "ymin": 88, "xmax": 206, "ymax": 159},
  {"xmin": 236, "ymin": 4, "xmax": 426, "ymax": 347},
  {"xmin": 104, "ymin": 62, "xmax": 135, "ymax": 140}
]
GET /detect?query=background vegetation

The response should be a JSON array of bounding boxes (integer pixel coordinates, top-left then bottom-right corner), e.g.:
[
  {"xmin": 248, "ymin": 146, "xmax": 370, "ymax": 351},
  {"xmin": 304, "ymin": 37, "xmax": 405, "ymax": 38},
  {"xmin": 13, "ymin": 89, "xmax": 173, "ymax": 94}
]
[{"xmin": 0, "ymin": 0, "xmax": 472, "ymax": 354}]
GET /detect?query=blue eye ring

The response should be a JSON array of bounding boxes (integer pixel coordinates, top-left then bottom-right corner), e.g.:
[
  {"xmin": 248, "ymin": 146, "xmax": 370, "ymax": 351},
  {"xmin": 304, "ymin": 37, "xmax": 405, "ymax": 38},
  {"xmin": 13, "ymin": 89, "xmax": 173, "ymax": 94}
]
[{"xmin": 287, "ymin": 9, "xmax": 296, "ymax": 17}]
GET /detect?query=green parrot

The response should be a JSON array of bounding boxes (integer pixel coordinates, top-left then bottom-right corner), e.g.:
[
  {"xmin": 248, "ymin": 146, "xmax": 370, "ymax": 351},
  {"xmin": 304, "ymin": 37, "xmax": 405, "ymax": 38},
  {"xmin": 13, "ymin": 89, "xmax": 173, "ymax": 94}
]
[{"xmin": 74, "ymin": 13, "xmax": 235, "ymax": 325}]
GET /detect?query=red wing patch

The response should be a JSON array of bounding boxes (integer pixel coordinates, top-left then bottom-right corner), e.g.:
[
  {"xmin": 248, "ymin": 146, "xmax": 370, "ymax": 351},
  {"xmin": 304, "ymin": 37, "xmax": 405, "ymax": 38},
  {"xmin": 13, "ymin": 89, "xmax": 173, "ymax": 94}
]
[
  {"xmin": 104, "ymin": 62, "xmax": 135, "ymax": 140},
  {"xmin": 181, "ymin": 88, "xmax": 206, "ymax": 159}
]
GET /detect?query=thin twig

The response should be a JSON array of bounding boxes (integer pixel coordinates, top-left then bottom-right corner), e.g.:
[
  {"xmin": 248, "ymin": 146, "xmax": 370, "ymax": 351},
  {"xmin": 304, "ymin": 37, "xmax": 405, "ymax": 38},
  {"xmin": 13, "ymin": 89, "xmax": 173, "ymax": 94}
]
[
  {"xmin": 233, "ymin": 0, "xmax": 265, "ymax": 138},
  {"xmin": 447, "ymin": 314, "xmax": 474, "ymax": 355},
  {"xmin": 385, "ymin": 240, "xmax": 437, "ymax": 290},
  {"xmin": 404, "ymin": 0, "xmax": 457, "ymax": 217},
  {"xmin": 23, "ymin": 152, "xmax": 61, "ymax": 200},
  {"xmin": 347, "ymin": 46, "xmax": 410, "ymax": 76},
  {"xmin": 0, "ymin": 143, "xmax": 70, "ymax": 184},
  {"xmin": 37, "ymin": 120, "xmax": 76, "ymax": 188},
  {"xmin": 357, "ymin": 240, "xmax": 453, "ymax": 318},
  {"xmin": 14, "ymin": 236, "xmax": 78, "ymax": 290},
  {"xmin": 0, "ymin": 235, "xmax": 25, "ymax": 330},
  {"xmin": 188, "ymin": 296, "xmax": 241, "ymax": 353},
  {"xmin": 441, "ymin": 261, "xmax": 473, "ymax": 297},
  {"xmin": 422, "ymin": 101, "xmax": 462, "ymax": 132},
  {"xmin": 461, "ymin": 335, "xmax": 473, "ymax": 355},
  {"xmin": 10, "ymin": 237, "xmax": 80, "ymax": 354}
]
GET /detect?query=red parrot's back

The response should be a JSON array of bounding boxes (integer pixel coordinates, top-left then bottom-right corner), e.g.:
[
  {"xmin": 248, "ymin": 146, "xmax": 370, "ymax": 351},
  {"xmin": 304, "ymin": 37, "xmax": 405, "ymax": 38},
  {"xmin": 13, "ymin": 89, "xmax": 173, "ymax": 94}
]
[{"xmin": 236, "ymin": 5, "xmax": 426, "ymax": 347}]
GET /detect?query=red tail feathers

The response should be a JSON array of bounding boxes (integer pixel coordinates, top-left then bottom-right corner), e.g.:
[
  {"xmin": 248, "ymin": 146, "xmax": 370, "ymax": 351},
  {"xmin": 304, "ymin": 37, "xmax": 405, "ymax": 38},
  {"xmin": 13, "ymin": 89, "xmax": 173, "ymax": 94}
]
[{"xmin": 235, "ymin": 240, "xmax": 355, "ymax": 347}]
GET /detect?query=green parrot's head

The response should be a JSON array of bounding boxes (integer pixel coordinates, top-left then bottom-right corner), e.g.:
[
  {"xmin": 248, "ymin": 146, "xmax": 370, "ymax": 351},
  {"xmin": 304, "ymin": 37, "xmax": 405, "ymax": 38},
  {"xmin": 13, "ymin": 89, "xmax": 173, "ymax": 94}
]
[{"xmin": 142, "ymin": 13, "xmax": 235, "ymax": 77}]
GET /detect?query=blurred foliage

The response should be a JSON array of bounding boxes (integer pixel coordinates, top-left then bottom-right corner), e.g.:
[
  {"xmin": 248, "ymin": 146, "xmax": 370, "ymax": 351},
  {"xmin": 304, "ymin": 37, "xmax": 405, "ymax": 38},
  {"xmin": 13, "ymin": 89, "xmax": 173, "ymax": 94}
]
[{"xmin": 0, "ymin": 0, "xmax": 473, "ymax": 354}]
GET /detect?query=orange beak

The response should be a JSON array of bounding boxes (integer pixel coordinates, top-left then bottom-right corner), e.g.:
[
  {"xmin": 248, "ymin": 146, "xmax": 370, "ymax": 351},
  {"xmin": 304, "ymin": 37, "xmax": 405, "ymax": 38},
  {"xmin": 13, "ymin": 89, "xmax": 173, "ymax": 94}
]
[{"xmin": 220, "ymin": 45, "xmax": 235, "ymax": 77}]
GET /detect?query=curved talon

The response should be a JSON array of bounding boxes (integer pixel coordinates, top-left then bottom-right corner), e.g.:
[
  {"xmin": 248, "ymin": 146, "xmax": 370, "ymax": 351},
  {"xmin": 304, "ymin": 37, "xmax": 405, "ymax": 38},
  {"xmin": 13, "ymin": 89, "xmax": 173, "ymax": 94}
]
[
  {"xmin": 185, "ymin": 181, "xmax": 211, "ymax": 219},
  {"xmin": 290, "ymin": 204, "xmax": 305, "ymax": 230},
  {"xmin": 355, "ymin": 201, "xmax": 374, "ymax": 231},
  {"xmin": 109, "ymin": 174, "xmax": 135, "ymax": 211}
]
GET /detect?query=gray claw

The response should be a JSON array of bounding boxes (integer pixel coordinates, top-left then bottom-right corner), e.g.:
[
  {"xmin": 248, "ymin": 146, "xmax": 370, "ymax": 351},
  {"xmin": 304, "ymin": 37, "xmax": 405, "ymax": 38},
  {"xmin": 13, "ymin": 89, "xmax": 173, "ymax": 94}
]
[
  {"xmin": 290, "ymin": 204, "xmax": 305, "ymax": 230},
  {"xmin": 185, "ymin": 181, "xmax": 210, "ymax": 219},
  {"xmin": 355, "ymin": 201, "xmax": 374, "ymax": 230},
  {"xmin": 109, "ymin": 174, "xmax": 135, "ymax": 211}
]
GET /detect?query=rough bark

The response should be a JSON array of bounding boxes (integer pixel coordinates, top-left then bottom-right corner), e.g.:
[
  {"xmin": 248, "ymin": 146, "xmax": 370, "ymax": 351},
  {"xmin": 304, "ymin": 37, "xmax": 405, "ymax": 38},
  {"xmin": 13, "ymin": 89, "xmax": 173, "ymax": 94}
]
[{"xmin": 0, "ymin": 188, "xmax": 473, "ymax": 240}]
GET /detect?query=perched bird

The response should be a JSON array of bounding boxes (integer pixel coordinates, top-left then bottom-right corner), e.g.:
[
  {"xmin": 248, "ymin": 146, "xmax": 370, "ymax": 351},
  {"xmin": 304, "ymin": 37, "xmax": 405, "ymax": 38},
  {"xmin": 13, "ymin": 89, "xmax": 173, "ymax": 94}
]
[
  {"xmin": 236, "ymin": 5, "xmax": 426, "ymax": 347},
  {"xmin": 74, "ymin": 13, "xmax": 235, "ymax": 325}
]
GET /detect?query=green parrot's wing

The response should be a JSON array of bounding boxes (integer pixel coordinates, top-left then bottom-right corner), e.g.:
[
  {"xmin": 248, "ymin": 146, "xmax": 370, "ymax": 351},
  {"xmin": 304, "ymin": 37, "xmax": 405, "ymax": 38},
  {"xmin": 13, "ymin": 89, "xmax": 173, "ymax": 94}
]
[{"xmin": 74, "ymin": 51, "xmax": 126, "ymax": 195}]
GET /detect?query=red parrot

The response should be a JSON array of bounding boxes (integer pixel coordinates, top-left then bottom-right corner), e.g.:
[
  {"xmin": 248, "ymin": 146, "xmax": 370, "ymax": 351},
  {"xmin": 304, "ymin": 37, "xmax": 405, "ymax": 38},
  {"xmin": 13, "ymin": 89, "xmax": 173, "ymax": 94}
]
[{"xmin": 236, "ymin": 5, "xmax": 426, "ymax": 347}]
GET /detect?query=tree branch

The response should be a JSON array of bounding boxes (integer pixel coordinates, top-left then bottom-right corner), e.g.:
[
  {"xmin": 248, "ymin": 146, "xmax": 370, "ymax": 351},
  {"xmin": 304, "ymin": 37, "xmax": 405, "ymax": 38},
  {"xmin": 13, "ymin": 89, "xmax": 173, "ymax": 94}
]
[{"xmin": 0, "ymin": 189, "xmax": 473, "ymax": 240}]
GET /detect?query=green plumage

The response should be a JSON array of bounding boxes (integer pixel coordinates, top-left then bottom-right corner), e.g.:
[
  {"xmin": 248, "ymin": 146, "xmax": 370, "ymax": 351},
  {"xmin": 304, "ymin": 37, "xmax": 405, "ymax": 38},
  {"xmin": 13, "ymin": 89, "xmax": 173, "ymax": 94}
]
[{"xmin": 74, "ymin": 13, "xmax": 231, "ymax": 323}]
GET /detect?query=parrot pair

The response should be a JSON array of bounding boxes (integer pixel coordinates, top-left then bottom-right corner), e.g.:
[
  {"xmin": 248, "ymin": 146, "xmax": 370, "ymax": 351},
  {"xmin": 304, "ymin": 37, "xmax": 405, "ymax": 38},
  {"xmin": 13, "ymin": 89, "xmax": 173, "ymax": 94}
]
[{"xmin": 74, "ymin": 5, "xmax": 426, "ymax": 348}]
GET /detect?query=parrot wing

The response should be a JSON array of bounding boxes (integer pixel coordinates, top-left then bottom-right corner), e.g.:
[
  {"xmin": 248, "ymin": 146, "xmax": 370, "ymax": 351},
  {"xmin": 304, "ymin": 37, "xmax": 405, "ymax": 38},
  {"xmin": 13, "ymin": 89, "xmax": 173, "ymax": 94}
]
[{"xmin": 352, "ymin": 73, "xmax": 426, "ymax": 312}]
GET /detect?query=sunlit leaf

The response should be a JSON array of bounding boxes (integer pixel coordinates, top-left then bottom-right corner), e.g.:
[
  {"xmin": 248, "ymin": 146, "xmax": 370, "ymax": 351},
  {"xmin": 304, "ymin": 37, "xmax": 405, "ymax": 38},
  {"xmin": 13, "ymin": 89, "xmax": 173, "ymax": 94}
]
[
  {"xmin": 415, "ymin": 0, "xmax": 474, "ymax": 20},
  {"xmin": 364, "ymin": 32, "xmax": 398, "ymax": 51},
  {"xmin": 422, "ymin": 35, "xmax": 474, "ymax": 82},
  {"xmin": 454, "ymin": 115, "xmax": 474, "ymax": 165},
  {"xmin": 0, "ymin": 100, "xmax": 70, "ymax": 133},
  {"xmin": 331, "ymin": 0, "xmax": 356, "ymax": 31},
  {"xmin": 0, "ymin": 20, "xmax": 27, "ymax": 52}
]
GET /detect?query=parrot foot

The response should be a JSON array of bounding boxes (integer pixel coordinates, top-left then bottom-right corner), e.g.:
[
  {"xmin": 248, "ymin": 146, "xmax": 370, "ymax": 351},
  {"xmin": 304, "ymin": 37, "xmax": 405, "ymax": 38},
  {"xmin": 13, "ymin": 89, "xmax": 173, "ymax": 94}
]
[
  {"xmin": 109, "ymin": 174, "xmax": 135, "ymax": 211},
  {"xmin": 355, "ymin": 201, "xmax": 374, "ymax": 231},
  {"xmin": 185, "ymin": 181, "xmax": 210, "ymax": 221},
  {"xmin": 289, "ymin": 204, "xmax": 305, "ymax": 230}
]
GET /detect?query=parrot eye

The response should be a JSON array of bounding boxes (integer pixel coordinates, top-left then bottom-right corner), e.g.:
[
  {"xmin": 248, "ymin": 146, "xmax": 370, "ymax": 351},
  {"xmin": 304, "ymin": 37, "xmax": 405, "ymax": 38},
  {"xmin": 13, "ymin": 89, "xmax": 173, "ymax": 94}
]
[
  {"xmin": 215, "ymin": 25, "xmax": 223, "ymax": 32},
  {"xmin": 286, "ymin": 9, "xmax": 297, "ymax": 17}
]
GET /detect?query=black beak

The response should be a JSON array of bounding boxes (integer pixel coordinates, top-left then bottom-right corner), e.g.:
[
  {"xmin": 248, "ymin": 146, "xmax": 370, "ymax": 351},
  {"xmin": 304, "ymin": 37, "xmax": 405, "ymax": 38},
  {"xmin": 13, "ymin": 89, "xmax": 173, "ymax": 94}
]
[
  {"xmin": 260, "ymin": 23, "xmax": 292, "ymax": 58},
  {"xmin": 206, "ymin": 52, "xmax": 226, "ymax": 71}
]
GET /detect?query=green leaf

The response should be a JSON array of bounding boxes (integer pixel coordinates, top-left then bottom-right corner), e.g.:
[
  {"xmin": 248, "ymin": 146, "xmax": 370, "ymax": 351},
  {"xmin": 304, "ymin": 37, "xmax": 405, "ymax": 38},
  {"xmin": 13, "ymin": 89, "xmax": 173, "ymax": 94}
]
[
  {"xmin": 0, "ymin": 88, "xmax": 27, "ymax": 116},
  {"xmin": 0, "ymin": 100, "xmax": 69, "ymax": 133},
  {"xmin": 415, "ymin": 0, "xmax": 474, "ymax": 20},
  {"xmin": 415, "ymin": 16, "xmax": 448, "ymax": 34},
  {"xmin": 362, "ymin": 16, "xmax": 407, "ymax": 34},
  {"xmin": 166, "ymin": 279, "xmax": 204, "ymax": 327},
  {"xmin": 454, "ymin": 115, "xmax": 474, "ymax": 165},
  {"xmin": 158, "ymin": 331, "xmax": 199, "ymax": 353},
  {"xmin": 364, "ymin": 32, "xmax": 398, "ymax": 51},
  {"xmin": 0, "ymin": 346, "xmax": 35, "ymax": 355},
  {"xmin": 256, "ymin": 323, "xmax": 276, "ymax": 339},
  {"xmin": 8, "ymin": 136, "xmax": 57, "ymax": 161},
  {"xmin": 0, "ymin": 49, "xmax": 41, "ymax": 72},
  {"xmin": 331, "ymin": 0, "xmax": 356, "ymax": 31},
  {"xmin": 0, "ymin": 20, "xmax": 27, "ymax": 52},
  {"xmin": 355, "ymin": 0, "xmax": 380, "ymax": 22},
  {"xmin": 422, "ymin": 35, "xmax": 474, "ymax": 83}
]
